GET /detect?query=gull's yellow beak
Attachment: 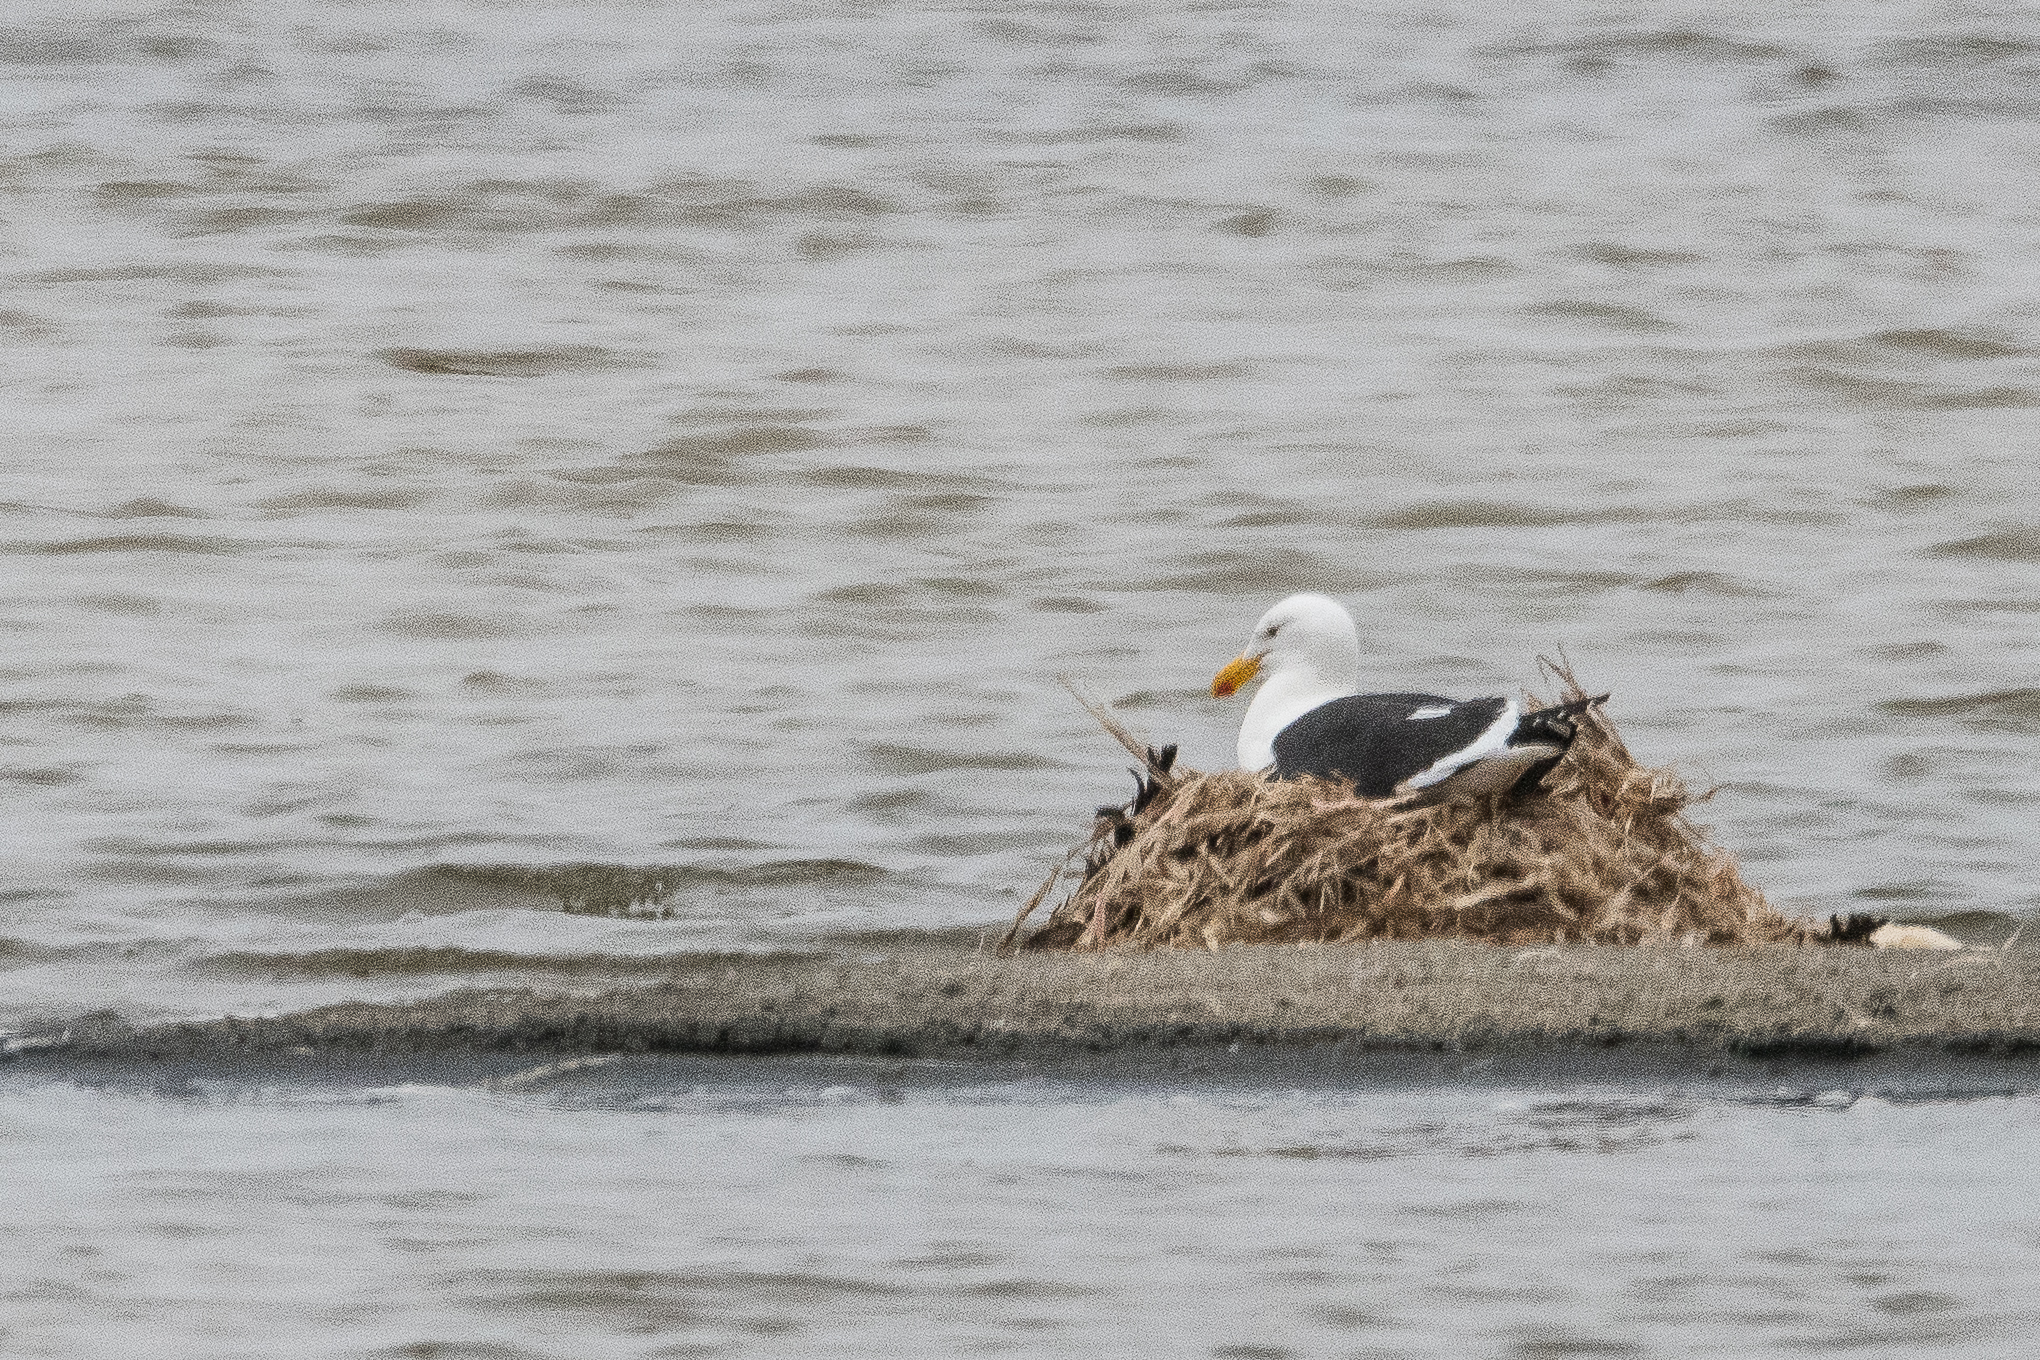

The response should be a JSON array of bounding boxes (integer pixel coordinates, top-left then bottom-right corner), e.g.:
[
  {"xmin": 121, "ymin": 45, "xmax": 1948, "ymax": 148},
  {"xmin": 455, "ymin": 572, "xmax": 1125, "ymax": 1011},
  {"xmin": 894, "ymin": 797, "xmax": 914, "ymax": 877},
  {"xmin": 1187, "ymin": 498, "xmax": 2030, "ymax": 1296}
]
[{"xmin": 1211, "ymin": 654, "xmax": 1261, "ymax": 698}]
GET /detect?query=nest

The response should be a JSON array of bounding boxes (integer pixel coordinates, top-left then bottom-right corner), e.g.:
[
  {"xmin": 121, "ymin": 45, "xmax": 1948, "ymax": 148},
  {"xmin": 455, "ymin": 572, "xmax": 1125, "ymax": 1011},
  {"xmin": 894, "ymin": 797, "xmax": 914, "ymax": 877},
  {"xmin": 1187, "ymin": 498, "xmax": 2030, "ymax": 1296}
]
[{"xmin": 1015, "ymin": 669, "xmax": 1832, "ymax": 952}]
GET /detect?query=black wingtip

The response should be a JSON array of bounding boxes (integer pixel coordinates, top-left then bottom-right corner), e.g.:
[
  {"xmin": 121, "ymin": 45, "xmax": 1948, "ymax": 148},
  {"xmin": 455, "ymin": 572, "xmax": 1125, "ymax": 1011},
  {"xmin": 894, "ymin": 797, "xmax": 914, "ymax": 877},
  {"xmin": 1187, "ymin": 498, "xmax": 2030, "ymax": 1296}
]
[{"xmin": 1504, "ymin": 693, "xmax": 1613, "ymax": 796}]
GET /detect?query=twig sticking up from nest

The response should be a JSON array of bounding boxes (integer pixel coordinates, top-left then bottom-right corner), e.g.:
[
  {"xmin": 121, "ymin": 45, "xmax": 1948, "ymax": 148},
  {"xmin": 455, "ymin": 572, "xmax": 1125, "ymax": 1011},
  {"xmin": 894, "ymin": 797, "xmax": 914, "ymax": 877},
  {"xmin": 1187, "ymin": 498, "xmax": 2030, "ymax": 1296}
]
[
  {"xmin": 1056, "ymin": 674, "xmax": 1148, "ymax": 761},
  {"xmin": 996, "ymin": 679, "xmax": 1182, "ymax": 954},
  {"xmin": 1028, "ymin": 659, "xmax": 1821, "ymax": 952},
  {"xmin": 997, "ymin": 842, "xmax": 1084, "ymax": 954},
  {"xmin": 1056, "ymin": 674, "xmax": 1180, "ymax": 785}
]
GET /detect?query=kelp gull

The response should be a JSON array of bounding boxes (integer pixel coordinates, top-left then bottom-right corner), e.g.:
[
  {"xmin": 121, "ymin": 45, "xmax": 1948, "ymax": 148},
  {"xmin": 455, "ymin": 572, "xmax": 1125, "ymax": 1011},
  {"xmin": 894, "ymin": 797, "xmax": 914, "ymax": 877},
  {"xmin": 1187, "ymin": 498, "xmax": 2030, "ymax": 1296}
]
[{"xmin": 1210, "ymin": 592, "xmax": 1604, "ymax": 799}]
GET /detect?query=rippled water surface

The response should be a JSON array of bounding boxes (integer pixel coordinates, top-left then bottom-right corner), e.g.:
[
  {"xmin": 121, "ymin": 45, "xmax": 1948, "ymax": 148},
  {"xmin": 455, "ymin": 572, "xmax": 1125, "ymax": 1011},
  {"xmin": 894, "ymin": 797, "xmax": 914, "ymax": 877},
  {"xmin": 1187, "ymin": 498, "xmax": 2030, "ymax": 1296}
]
[
  {"xmin": 9, "ymin": 0, "xmax": 2040, "ymax": 1351},
  {"xmin": 7, "ymin": 1060, "xmax": 2040, "ymax": 1358}
]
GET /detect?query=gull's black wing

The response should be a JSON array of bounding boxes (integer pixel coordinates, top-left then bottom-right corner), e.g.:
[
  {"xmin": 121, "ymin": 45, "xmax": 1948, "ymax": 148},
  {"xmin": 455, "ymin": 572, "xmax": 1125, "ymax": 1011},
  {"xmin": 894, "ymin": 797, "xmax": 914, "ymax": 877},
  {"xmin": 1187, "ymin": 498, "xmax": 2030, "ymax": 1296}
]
[{"xmin": 1272, "ymin": 693, "xmax": 1511, "ymax": 796}]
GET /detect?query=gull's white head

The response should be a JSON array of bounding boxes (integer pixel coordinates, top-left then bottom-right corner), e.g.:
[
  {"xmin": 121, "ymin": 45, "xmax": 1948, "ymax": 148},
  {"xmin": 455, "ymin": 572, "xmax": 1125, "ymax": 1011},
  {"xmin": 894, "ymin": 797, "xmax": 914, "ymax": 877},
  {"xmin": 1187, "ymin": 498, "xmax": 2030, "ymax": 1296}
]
[{"xmin": 1210, "ymin": 592, "xmax": 1362, "ymax": 771}]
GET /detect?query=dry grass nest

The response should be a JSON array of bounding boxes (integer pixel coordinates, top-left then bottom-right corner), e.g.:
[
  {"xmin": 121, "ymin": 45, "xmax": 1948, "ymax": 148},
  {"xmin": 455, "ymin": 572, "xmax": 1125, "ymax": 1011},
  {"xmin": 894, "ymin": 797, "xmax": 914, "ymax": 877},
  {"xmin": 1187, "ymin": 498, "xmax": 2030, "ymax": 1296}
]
[{"xmin": 1013, "ymin": 667, "xmax": 1866, "ymax": 953}]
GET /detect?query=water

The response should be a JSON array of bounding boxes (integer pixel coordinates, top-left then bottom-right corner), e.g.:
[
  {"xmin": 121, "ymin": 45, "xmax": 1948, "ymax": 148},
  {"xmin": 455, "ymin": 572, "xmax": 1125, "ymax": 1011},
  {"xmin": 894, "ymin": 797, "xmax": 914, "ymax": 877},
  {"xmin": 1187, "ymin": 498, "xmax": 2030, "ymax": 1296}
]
[
  {"xmin": 8, "ymin": 0, "xmax": 2040, "ymax": 1350},
  {"xmin": 7, "ymin": 1059, "xmax": 2040, "ymax": 1357}
]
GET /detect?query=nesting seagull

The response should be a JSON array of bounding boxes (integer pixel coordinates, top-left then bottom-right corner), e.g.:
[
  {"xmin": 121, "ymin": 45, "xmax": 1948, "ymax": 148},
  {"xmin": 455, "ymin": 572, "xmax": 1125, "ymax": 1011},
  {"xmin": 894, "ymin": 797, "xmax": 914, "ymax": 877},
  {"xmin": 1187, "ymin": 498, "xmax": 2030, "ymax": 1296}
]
[{"xmin": 1210, "ymin": 592, "xmax": 1604, "ymax": 799}]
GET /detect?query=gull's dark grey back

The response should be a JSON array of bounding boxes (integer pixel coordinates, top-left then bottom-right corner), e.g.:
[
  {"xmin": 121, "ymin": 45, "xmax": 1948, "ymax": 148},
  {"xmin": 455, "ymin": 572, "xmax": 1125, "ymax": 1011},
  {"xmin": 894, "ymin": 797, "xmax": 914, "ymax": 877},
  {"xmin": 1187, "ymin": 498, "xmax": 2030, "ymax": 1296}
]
[{"xmin": 1272, "ymin": 693, "xmax": 1510, "ymax": 795}]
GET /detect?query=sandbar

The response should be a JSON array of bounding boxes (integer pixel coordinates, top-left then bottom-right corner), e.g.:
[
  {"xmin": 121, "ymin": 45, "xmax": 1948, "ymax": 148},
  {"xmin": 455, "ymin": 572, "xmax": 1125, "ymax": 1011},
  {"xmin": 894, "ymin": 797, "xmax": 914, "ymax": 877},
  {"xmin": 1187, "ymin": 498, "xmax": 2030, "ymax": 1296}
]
[{"xmin": 15, "ymin": 939, "xmax": 2040, "ymax": 1079}]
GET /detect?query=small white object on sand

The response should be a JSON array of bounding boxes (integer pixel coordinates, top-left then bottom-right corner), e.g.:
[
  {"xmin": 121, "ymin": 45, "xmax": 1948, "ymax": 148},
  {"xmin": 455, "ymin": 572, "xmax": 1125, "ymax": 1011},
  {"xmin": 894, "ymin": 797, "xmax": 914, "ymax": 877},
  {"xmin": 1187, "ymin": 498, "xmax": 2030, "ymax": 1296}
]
[{"xmin": 1868, "ymin": 922, "xmax": 1964, "ymax": 950}]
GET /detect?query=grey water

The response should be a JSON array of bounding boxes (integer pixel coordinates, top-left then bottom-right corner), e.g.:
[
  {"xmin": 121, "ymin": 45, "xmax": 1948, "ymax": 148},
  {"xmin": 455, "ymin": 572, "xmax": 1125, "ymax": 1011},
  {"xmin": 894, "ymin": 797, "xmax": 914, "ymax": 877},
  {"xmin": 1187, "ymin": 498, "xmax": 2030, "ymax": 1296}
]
[
  {"xmin": 7, "ymin": 1057, "xmax": 2040, "ymax": 1358},
  {"xmin": 8, "ymin": 0, "xmax": 2040, "ymax": 1352}
]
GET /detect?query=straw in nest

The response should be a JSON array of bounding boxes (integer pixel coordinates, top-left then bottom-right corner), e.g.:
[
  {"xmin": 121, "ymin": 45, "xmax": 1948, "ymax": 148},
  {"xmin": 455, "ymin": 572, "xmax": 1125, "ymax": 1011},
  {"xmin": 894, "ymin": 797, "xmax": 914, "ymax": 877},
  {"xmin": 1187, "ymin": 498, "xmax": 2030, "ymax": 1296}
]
[{"xmin": 1009, "ymin": 667, "xmax": 1870, "ymax": 953}]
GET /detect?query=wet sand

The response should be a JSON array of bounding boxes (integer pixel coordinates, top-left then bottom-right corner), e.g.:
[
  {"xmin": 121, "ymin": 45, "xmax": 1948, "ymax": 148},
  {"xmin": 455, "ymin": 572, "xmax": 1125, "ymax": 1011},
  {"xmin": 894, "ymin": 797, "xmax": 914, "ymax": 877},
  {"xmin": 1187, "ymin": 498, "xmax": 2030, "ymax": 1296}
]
[{"xmin": 17, "ymin": 939, "xmax": 2040, "ymax": 1075}]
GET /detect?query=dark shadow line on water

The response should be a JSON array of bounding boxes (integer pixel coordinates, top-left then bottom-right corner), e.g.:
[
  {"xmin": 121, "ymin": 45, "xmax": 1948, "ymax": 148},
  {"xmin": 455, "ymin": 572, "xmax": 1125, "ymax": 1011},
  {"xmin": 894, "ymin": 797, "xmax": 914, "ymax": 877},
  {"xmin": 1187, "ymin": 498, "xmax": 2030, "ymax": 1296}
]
[{"xmin": 13, "ymin": 1039, "xmax": 2040, "ymax": 1108}]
